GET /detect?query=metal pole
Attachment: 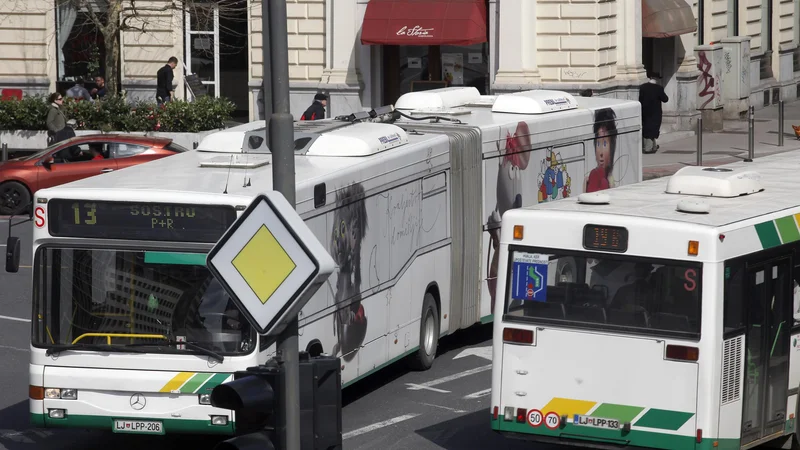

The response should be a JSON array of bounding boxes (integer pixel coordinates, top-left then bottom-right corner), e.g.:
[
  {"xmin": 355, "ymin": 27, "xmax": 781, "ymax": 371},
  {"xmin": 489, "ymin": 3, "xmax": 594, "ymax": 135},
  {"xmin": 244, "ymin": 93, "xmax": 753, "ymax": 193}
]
[
  {"xmin": 1, "ymin": 143, "xmax": 7, "ymax": 162},
  {"xmin": 778, "ymin": 99, "xmax": 785, "ymax": 147},
  {"xmin": 696, "ymin": 116, "xmax": 703, "ymax": 166},
  {"xmin": 745, "ymin": 105, "xmax": 755, "ymax": 162},
  {"xmin": 261, "ymin": 0, "xmax": 273, "ymax": 123},
  {"xmin": 267, "ymin": 1, "xmax": 299, "ymax": 450}
]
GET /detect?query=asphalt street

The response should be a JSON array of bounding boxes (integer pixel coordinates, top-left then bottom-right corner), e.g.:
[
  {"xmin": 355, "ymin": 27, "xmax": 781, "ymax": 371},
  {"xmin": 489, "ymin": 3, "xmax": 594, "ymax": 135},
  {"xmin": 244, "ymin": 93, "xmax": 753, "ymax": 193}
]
[{"xmin": 0, "ymin": 216, "xmax": 572, "ymax": 450}]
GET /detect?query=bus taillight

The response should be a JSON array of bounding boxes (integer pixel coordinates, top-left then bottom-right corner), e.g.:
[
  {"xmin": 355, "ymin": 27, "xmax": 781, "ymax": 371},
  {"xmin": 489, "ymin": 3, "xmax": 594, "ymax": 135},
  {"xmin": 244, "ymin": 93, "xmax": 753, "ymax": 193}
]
[
  {"xmin": 516, "ymin": 408, "xmax": 526, "ymax": 423},
  {"xmin": 503, "ymin": 327, "xmax": 533, "ymax": 344},
  {"xmin": 666, "ymin": 344, "xmax": 699, "ymax": 362}
]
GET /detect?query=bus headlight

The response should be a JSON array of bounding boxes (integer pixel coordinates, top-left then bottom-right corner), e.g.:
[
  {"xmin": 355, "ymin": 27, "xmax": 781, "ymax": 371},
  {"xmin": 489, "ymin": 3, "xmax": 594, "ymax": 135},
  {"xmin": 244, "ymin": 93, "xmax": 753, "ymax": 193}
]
[
  {"xmin": 199, "ymin": 394, "xmax": 212, "ymax": 405},
  {"xmin": 60, "ymin": 389, "xmax": 78, "ymax": 400},
  {"xmin": 45, "ymin": 388, "xmax": 61, "ymax": 399},
  {"xmin": 44, "ymin": 388, "xmax": 78, "ymax": 400},
  {"xmin": 210, "ymin": 415, "xmax": 228, "ymax": 426}
]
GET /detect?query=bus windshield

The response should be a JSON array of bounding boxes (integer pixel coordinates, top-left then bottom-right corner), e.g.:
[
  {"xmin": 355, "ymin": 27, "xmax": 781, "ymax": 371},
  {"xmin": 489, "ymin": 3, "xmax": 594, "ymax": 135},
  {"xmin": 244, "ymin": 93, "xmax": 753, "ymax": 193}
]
[
  {"xmin": 33, "ymin": 247, "xmax": 256, "ymax": 356},
  {"xmin": 504, "ymin": 248, "xmax": 702, "ymax": 339}
]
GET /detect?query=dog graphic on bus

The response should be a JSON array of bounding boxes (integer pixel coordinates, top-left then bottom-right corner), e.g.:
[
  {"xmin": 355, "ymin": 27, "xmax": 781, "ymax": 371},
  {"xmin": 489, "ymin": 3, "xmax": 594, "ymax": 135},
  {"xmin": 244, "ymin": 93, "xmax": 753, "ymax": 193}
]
[{"xmin": 330, "ymin": 182, "xmax": 369, "ymax": 361}]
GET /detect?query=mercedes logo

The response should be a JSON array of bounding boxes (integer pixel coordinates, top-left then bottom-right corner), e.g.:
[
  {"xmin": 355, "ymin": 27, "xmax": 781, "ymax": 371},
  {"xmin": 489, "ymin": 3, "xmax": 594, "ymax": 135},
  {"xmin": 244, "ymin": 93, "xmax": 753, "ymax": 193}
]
[{"xmin": 129, "ymin": 393, "xmax": 146, "ymax": 410}]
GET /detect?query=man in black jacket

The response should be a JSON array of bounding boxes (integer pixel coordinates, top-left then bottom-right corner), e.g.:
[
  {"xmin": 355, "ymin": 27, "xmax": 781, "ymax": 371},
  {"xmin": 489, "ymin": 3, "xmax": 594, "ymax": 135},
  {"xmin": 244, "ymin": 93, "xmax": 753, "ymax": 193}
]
[
  {"xmin": 301, "ymin": 93, "xmax": 327, "ymax": 120},
  {"xmin": 638, "ymin": 76, "xmax": 669, "ymax": 154},
  {"xmin": 157, "ymin": 57, "xmax": 178, "ymax": 105}
]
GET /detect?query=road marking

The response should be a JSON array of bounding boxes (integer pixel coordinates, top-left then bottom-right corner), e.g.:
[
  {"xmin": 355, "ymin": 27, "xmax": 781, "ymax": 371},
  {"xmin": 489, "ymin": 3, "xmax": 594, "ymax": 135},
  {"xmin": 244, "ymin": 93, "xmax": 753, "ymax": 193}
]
[
  {"xmin": 342, "ymin": 414, "xmax": 420, "ymax": 440},
  {"xmin": 0, "ymin": 344, "xmax": 28, "ymax": 352},
  {"xmin": 421, "ymin": 403, "xmax": 466, "ymax": 413},
  {"xmin": 404, "ymin": 383, "xmax": 450, "ymax": 393},
  {"xmin": 453, "ymin": 345, "xmax": 492, "ymax": 361},
  {"xmin": 0, "ymin": 314, "xmax": 31, "ymax": 323},
  {"xmin": 406, "ymin": 364, "xmax": 492, "ymax": 392},
  {"xmin": 463, "ymin": 388, "xmax": 492, "ymax": 399}
]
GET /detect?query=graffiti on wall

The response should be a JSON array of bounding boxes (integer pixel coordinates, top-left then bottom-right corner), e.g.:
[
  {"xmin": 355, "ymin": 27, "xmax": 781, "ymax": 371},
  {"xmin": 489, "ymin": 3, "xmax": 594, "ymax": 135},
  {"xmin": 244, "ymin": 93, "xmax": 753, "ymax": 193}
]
[{"xmin": 697, "ymin": 50, "xmax": 721, "ymax": 109}]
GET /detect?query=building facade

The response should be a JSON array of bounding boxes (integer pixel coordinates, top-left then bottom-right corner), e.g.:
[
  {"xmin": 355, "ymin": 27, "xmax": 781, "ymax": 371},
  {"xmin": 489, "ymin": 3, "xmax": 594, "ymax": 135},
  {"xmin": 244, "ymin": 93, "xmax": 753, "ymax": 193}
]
[{"xmin": 1, "ymin": 0, "xmax": 799, "ymax": 132}]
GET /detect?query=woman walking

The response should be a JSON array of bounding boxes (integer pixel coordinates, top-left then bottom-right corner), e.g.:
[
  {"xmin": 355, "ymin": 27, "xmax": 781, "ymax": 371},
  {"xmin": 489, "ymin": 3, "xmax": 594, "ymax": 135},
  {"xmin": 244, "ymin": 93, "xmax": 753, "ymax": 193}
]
[{"xmin": 46, "ymin": 93, "xmax": 73, "ymax": 145}]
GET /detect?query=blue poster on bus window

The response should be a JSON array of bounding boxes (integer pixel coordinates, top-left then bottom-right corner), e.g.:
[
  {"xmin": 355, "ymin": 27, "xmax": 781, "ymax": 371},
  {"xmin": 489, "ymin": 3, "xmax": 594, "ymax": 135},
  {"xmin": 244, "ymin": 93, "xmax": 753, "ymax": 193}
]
[{"xmin": 511, "ymin": 252, "xmax": 549, "ymax": 302}]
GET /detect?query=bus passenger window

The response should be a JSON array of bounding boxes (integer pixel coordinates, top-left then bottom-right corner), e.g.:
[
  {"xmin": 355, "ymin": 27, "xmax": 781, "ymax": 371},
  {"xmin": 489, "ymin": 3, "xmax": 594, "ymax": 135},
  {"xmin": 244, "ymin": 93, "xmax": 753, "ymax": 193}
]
[
  {"xmin": 793, "ymin": 265, "xmax": 800, "ymax": 326},
  {"xmin": 724, "ymin": 263, "xmax": 745, "ymax": 334}
]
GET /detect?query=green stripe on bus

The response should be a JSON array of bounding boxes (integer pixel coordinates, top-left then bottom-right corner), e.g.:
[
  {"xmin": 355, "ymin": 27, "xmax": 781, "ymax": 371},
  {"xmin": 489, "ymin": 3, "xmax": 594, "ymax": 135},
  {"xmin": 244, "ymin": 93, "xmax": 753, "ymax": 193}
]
[
  {"xmin": 144, "ymin": 252, "xmax": 207, "ymax": 266},
  {"xmin": 775, "ymin": 216, "xmax": 800, "ymax": 244},
  {"xmin": 589, "ymin": 403, "xmax": 644, "ymax": 423},
  {"xmin": 180, "ymin": 373, "xmax": 214, "ymax": 393},
  {"xmin": 755, "ymin": 221, "xmax": 782, "ymax": 249},
  {"xmin": 633, "ymin": 408, "xmax": 694, "ymax": 431},
  {"xmin": 197, "ymin": 373, "xmax": 231, "ymax": 393}
]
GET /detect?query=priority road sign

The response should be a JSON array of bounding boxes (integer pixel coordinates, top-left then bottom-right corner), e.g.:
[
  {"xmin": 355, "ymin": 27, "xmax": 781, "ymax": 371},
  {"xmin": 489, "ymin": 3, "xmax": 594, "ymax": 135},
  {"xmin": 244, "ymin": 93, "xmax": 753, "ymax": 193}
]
[{"xmin": 207, "ymin": 192, "xmax": 335, "ymax": 336}]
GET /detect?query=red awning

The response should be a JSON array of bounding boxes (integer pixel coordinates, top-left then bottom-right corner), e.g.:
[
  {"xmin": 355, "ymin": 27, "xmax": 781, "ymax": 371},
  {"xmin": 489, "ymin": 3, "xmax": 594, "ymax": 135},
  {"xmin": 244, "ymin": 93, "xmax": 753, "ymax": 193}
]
[{"xmin": 360, "ymin": 0, "xmax": 488, "ymax": 46}]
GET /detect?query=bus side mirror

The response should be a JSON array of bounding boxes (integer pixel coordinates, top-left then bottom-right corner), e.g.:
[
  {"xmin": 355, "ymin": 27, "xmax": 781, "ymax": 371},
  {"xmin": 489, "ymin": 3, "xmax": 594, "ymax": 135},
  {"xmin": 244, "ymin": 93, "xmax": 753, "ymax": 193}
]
[{"xmin": 5, "ymin": 236, "xmax": 20, "ymax": 273}]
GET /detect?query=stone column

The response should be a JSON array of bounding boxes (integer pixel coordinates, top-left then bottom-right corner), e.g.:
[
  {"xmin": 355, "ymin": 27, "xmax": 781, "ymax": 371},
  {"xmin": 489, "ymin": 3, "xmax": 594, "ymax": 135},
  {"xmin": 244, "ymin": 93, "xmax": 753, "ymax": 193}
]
[
  {"xmin": 616, "ymin": 0, "xmax": 647, "ymax": 81},
  {"xmin": 720, "ymin": 36, "xmax": 751, "ymax": 119},
  {"xmin": 319, "ymin": 0, "xmax": 365, "ymax": 117},
  {"xmin": 695, "ymin": 44, "xmax": 724, "ymax": 131},
  {"xmin": 674, "ymin": 32, "xmax": 700, "ymax": 131},
  {"xmin": 492, "ymin": 0, "xmax": 540, "ymax": 91}
]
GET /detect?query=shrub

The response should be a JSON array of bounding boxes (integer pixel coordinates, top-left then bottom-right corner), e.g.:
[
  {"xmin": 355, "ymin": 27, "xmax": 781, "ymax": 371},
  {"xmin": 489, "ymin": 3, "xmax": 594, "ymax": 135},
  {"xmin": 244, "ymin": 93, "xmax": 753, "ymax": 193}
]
[{"xmin": 0, "ymin": 95, "xmax": 234, "ymax": 132}]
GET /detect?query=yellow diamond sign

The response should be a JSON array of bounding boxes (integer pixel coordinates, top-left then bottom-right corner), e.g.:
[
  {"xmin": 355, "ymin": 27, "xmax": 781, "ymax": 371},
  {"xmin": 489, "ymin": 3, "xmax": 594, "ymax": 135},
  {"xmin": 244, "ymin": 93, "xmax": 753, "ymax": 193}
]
[
  {"xmin": 206, "ymin": 193, "xmax": 335, "ymax": 336},
  {"xmin": 232, "ymin": 225, "xmax": 296, "ymax": 304}
]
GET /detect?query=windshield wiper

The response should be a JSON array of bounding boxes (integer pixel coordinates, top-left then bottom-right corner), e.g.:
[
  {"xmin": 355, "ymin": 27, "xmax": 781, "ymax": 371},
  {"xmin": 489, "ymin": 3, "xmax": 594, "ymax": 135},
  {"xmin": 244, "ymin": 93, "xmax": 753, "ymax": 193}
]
[
  {"xmin": 45, "ymin": 343, "xmax": 149, "ymax": 356},
  {"xmin": 122, "ymin": 340, "xmax": 224, "ymax": 363}
]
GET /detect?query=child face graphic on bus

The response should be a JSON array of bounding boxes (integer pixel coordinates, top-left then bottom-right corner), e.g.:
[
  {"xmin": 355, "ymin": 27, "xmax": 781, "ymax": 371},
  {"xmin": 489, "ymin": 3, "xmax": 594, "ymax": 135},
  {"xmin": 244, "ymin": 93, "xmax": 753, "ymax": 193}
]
[
  {"xmin": 487, "ymin": 121, "xmax": 533, "ymax": 313},
  {"xmin": 330, "ymin": 182, "xmax": 369, "ymax": 361},
  {"xmin": 585, "ymin": 108, "xmax": 617, "ymax": 193}
]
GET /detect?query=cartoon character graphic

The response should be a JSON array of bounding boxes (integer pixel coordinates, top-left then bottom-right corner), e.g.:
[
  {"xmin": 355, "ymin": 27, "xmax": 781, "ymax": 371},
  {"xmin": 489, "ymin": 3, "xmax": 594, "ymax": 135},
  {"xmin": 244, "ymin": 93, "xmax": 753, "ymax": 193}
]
[
  {"xmin": 330, "ymin": 183, "xmax": 369, "ymax": 361},
  {"xmin": 537, "ymin": 150, "xmax": 572, "ymax": 203},
  {"xmin": 487, "ymin": 121, "xmax": 532, "ymax": 312},
  {"xmin": 585, "ymin": 108, "xmax": 618, "ymax": 193}
]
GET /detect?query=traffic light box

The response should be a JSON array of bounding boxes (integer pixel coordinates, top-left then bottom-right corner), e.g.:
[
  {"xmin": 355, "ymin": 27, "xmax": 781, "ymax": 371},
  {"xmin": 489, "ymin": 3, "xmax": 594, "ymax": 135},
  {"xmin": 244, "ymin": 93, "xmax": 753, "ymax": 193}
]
[{"xmin": 210, "ymin": 353, "xmax": 342, "ymax": 450}]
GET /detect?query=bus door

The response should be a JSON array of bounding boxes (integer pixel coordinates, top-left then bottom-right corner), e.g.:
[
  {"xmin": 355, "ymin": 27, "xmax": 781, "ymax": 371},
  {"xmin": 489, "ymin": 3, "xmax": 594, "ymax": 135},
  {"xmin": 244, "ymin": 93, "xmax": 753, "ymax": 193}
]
[{"xmin": 741, "ymin": 256, "xmax": 793, "ymax": 447}]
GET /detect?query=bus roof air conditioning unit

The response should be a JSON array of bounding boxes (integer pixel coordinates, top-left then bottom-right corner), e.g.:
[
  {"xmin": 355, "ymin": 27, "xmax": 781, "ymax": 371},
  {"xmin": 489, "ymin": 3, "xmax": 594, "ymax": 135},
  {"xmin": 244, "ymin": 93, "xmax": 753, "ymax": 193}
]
[
  {"xmin": 491, "ymin": 90, "xmax": 578, "ymax": 115},
  {"xmin": 665, "ymin": 166, "xmax": 764, "ymax": 197},
  {"xmin": 395, "ymin": 87, "xmax": 482, "ymax": 111},
  {"xmin": 305, "ymin": 122, "xmax": 409, "ymax": 157}
]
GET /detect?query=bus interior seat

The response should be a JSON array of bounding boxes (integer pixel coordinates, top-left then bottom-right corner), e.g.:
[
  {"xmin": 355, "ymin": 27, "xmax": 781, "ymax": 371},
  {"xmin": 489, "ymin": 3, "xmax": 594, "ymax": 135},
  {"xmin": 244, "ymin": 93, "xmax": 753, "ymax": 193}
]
[
  {"xmin": 607, "ymin": 308, "xmax": 649, "ymax": 328},
  {"xmin": 649, "ymin": 312, "xmax": 691, "ymax": 331},
  {"xmin": 565, "ymin": 304, "xmax": 607, "ymax": 323},
  {"xmin": 523, "ymin": 301, "xmax": 566, "ymax": 320}
]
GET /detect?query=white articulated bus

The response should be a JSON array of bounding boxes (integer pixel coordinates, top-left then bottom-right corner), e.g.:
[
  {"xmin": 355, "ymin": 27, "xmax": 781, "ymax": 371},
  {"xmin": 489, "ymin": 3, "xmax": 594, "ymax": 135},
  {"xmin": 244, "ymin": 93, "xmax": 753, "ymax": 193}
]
[
  {"xmin": 13, "ymin": 87, "xmax": 642, "ymax": 435},
  {"xmin": 490, "ymin": 150, "xmax": 800, "ymax": 450}
]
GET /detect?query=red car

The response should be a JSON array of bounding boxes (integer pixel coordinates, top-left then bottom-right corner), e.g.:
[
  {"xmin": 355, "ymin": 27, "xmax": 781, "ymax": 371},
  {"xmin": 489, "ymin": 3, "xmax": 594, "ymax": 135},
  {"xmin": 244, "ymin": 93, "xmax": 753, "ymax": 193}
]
[{"xmin": 0, "ymin": 134, "xmax": 187, "ymax": 215}]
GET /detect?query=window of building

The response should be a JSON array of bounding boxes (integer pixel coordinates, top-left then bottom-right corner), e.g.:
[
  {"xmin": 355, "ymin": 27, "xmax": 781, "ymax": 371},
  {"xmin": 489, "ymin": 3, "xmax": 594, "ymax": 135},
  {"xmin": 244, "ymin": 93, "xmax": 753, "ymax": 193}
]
[
  {"xmin": 56, "ymin": 3, "xmax": 110, "ymax": 91},
  {"xmin": 760, "ymin": 0, "xmax": 773, "ymax": 79},
  {"xmin": 794, "ymin": 0, "xmax": 800, "ymax": 72},
  {"xmin": 728, "ymin": 0, "xmax": 739, "ymax": 37}
]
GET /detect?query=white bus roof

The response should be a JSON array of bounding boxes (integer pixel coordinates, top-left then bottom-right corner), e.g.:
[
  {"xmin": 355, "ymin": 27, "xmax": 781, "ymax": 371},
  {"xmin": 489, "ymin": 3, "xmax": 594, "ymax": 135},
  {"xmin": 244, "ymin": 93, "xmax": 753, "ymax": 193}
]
[{"xmin": 516, "ymin": 150, "xmax": 798, "ymax": 230}]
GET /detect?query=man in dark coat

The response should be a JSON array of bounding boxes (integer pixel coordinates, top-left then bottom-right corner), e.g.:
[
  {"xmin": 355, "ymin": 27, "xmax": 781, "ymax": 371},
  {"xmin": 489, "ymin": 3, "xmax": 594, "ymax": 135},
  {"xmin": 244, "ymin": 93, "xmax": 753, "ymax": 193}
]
[
  {"xmin": 156, "ymin": 56, "xmax": 178, "ymax": 105},
  {"xmin": 300, "ymin": 93, "xmax": 327, "ymax": 120},
  {"xmin": 638, "ymin": 77, "xmax": 668, "ymax": 154}
]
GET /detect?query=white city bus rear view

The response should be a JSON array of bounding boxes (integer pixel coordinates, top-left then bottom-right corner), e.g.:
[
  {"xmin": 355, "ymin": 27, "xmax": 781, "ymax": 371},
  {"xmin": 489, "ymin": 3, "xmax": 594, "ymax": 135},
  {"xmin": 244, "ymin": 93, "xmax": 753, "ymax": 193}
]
[{"xmin": 491, "ymin": 151, "xmax": 800, "ymax": 450}]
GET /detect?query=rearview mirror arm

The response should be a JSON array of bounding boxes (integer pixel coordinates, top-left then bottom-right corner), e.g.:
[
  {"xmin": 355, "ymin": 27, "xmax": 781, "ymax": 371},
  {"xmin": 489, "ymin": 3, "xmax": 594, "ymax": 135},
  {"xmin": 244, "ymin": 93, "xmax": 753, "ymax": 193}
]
[{"xmin": 7, "ymin": 205, "xmax": 33, "ymax": 240}]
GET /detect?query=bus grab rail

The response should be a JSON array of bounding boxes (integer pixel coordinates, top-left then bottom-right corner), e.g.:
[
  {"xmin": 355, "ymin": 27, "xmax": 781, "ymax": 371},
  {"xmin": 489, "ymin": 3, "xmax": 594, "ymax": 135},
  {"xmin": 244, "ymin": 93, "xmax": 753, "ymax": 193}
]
[{"xmin": 71, "ymin": 333, "xmax": 168, "ymax": 345}]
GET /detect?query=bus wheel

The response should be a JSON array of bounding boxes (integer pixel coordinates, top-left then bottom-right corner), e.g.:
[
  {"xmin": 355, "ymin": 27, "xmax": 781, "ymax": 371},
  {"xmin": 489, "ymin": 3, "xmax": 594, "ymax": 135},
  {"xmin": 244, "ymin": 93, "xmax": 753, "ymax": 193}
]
[{"xmin": 408, "ymin": 293, "xmax": 439, "ymax": 371}]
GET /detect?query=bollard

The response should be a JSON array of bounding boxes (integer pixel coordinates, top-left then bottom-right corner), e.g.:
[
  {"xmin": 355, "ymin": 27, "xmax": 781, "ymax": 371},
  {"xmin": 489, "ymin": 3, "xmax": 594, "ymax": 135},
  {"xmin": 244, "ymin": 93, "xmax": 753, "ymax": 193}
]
[
  {"xmin": 1, "ymin": 143, "xmax": 7, "ymax": 162},
  {"xmin": 745, "ymin": 106, "xmax": 755, "ymax": 162},
  {"xmin": 779, "ymin": 100, "xmax": 785, "ymax": 147},
  {"xmin": 696, "ymin": 116, "xmax": 703, "ymax": 166}
]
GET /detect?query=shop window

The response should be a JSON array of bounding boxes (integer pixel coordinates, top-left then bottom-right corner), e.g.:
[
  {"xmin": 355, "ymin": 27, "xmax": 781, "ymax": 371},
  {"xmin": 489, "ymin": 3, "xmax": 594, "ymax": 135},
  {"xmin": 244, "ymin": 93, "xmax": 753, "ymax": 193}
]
[{"xmin": 56, "ymin": 3, "xmax": 109, "ymax": 83}]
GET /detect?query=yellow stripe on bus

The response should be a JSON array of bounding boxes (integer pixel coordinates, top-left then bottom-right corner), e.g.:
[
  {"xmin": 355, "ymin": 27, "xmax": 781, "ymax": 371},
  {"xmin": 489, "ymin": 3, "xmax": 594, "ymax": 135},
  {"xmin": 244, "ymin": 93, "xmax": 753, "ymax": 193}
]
[
  {"xmin": 541, "ymin": 397, "xmax": 596, "ymax": 417},
  {"xmin": 160, "ymin": 372, "xmax": 195, "ymax": 393}
]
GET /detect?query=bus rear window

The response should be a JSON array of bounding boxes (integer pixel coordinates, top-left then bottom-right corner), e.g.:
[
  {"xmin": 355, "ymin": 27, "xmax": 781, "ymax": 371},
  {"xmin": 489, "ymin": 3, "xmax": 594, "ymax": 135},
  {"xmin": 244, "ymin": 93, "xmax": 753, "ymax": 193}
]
[{"xmin": 504, "ymin": 249, "xmax": 702, "ymax": 339}]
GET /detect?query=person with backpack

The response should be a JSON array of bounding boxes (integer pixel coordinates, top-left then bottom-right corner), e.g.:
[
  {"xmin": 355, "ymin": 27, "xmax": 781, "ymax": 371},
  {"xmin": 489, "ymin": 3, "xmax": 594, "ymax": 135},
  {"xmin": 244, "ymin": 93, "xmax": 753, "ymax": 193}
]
[{"xmin": 301, "ymin": 93, "xmax": 327, "ymax": 120}]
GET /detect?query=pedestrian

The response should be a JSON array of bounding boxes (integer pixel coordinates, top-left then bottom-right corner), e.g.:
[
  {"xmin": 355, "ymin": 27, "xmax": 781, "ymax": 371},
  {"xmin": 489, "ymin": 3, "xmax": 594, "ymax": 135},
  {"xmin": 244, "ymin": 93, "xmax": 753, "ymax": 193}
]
[
  {"xmin": 639, "ymin": 76, "xmax": 668, "ymax": 154},
  {"xmin": 157, "ymin": 56, "xmax": 178, "ymax": 105},
  {"xmin": 66, "ymin": 78, "xmax": 93, "ymax": 102},
  {"xmin": 300, "ymin": 93, "xmax": 327, "ymax": 121},
  {"xmin": 91, "ymin": 75, "xmax": 107, "ymax": 99},
  {"xmin": 45, "ymin": 93, "xmax": 74, "ymax": 145}
]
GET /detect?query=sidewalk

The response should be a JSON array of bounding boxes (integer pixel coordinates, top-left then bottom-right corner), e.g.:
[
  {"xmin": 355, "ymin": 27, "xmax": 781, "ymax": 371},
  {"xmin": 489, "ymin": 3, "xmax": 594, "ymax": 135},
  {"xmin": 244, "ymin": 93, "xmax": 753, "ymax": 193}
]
[{"xmin": 642, "ymin": 101, "xmax": 800, "ymax": 180}]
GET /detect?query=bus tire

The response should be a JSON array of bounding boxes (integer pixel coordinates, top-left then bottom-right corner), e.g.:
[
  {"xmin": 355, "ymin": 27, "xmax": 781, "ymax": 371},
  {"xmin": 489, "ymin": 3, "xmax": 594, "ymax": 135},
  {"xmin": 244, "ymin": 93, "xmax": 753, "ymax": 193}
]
[{"xmin": 408, "ymin": 293, "xmax": 439, "ymax": 371}]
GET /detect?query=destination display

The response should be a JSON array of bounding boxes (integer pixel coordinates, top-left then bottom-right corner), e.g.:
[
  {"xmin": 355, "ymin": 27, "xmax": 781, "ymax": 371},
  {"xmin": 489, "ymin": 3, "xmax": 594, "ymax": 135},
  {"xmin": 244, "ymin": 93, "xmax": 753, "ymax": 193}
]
[
  {"xmin": 583, "ymin": 224, "xmax": 628, "ymax": 253},
  {"xmin": 47, "ymin": 199, "xmax": 237, "ymax": 243}
]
